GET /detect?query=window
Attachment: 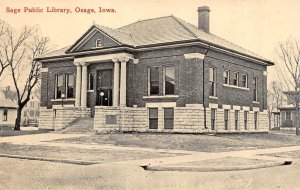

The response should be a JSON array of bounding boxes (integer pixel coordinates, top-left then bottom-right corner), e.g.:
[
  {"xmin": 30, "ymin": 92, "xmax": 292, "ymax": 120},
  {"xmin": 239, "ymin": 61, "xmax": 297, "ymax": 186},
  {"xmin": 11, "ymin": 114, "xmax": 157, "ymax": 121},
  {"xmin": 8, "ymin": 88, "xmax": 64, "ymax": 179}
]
[
  {"xmin": 241, "ymin": 74, "xmax": 248, "ymax": 88},
  {"xmin": 149, "ymin": 108, "xmax": 158, "ymax": 129},
  {"xmin": 254, "ymin": 112, "xmax": 258, "ymax": 130},
  {"xmin": 211, "ymin": 109, "xmax": 216, "ymax": 130},
  {"xmin": 55, "ymin": 74, "xmax": 64, "ymax": 99},
  {"xmin": 286, "ymin": 111, "xmax": 291, "ymax": 120},
  {"xmin": 235, "ymin": 110, "xmax": 239, "ymax": 130},
  {"xmin": 253, "ymin": 77, "xmax": 258, "ymax": 101},
  {"xmin": 96, "ymin": 39, "xmax": 102, "ymax": 47},
  {"xmin": 233, "ymin": 72, "xmax": 239, "ymax": 86},
  {"xmin": 244, "ymin": 111, "xmax": 248, "ymax": 130},
  {"xmin": 66, "ymin": 74, "xmax": 74, "ymax": 98},
  {"xmin": 223, "ymin": 70, "xmax": 229, "ymax": 84},
  {"xmin": 164, "ymin": 108, "xmax": 174, "ymax": 129},
  {"xmin": 164, "ymin": 66, "xmax": 175, "ymax": 95},
  {"xmin": 3, "ymin": 109, "xmax": 7, "ymax": 121},
  {"xmin": 149, "ymin": 67, "xmax": 159, "ymax": 96},
  {"xmin": 88, "ymin": 73, "xmax": 94, "ymax": 91},
  {"xmin": 37, "ymin": 103, "xmax": 40, "ymax": 108},
  {"xmin": 209, "ymin": 67, "xmax": 216, "ymax": 96},
  {"xmin": 224, "ymin": 109, "xmax": 229, "ymax": 130},
  {"xmin": 29, "ymin": 111, "xmax": 35, "ymax": 117},
  {"xmin": 30, "ymin": 102, "xmax": 34, "ymax": 107},
  {"xmin": 23, "ymin": 111, "xmax": 27, "ymax": 117}
]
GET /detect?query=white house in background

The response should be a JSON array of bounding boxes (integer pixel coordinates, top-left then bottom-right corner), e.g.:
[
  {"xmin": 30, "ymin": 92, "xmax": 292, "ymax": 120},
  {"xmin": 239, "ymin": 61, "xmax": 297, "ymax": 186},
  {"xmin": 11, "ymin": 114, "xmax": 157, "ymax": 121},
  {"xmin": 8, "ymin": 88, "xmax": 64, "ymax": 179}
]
[
  {"xmin": 0, "ymin": 89, "xmax": 17, "ymax": 128},
  {"xmin": 22, "ymin": 90, "xmax": 40, "ymax": 126}
]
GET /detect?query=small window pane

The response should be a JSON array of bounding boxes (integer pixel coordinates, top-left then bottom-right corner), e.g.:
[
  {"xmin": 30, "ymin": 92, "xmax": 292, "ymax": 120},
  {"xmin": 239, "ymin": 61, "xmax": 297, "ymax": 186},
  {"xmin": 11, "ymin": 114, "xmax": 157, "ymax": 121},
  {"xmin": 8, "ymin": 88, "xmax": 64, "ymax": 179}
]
[
  {"xmin": 224, "ymin": 110, "xmax": 229, "ymax": 130},
  {"xmin": 165, "ymin": 66, "xmax": 175, "ymax": 95},
  {"xmin": 211, "ymin": 109, "xmax": 216, "ymax": 130},
  {"xmin": 164, "ymin": 108, "xmax": 174, "ymax": 129},
  {"xmin": 233, "ymin": 73, "xmax": 238, "ymax": 86},
  {"xmin": 66, "ymin": 74, "xmax": 74, "ymax": 98},
  {"xmin": 164, "ymin": 108, "xmax": 174, "ymax": 118},
  {"xmin": 150, "ymin": 67, "xmax": 159, "ymax": 95},
  {"xmin": 241, "ymin": 74, "xmax": 247, "ymax": 88},
  {"xmin": 149, "ymin": 108, "xmax": 158, "ymax": 129},
  {"xmin": 89, "ymin": 73, "xmax": 94, "ymax": 90},
  {"xmin": 149, "ymin": 108, "xmax": 158, "ymax": 118},
  {"xmin": 3, "ymin": 109, "xmax": 7, "ymax": 121},
  {"xmin": 223, "ymin": 70, "xmax": 229, "ymax": 84}
]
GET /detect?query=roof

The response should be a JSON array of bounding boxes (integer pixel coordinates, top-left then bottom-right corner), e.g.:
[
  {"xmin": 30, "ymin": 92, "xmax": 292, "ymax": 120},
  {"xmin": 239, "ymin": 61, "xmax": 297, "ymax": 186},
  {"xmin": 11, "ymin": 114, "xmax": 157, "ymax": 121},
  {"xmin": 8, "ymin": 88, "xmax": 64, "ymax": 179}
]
[
  {"xmin": 38, "ymin": 15, "xmax": 273, "ymax": 64},
  {"xmin": 0, "ymin": 99, "xmax": 17, "ymax": 109},
  {"xmin": 279, "ymin": 104, "xmax": 296, "ymax": 110}
]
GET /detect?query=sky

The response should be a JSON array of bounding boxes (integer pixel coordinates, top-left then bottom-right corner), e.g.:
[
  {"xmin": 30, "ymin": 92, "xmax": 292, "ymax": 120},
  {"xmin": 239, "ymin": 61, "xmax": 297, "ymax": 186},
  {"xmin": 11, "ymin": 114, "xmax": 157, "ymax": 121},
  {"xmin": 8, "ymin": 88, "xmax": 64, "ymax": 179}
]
[{"xmin": 0, "ymin": 0, "xmax": 300, "ymax": 88}]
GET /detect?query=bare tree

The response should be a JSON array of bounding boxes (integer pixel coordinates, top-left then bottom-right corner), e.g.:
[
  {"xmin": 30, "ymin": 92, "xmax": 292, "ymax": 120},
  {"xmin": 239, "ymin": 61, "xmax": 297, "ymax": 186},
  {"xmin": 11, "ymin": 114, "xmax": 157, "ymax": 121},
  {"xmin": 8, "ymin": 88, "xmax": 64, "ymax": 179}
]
[
  {"xmin": 0, "ymin": 20, "xmax": 10, "ymax": 77},
  {"xmin": 2, "ymin": 24, "xmax": 50, "ymax": 130},
  {"xmin": 276, "ymin": 36, "xmax": 300, "ymax": 135},
  {"xmin": 267, "ymin": 81, "xmax": 285, "ymax": 130}
]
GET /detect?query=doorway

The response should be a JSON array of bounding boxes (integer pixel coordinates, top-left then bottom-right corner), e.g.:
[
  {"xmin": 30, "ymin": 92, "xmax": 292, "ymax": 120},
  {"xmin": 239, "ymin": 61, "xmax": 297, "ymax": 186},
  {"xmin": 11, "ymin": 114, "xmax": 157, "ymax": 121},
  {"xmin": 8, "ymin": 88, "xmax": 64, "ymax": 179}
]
[{"xmin": 96, "ymin": 69, "xmax": 113, "ymax": 106}]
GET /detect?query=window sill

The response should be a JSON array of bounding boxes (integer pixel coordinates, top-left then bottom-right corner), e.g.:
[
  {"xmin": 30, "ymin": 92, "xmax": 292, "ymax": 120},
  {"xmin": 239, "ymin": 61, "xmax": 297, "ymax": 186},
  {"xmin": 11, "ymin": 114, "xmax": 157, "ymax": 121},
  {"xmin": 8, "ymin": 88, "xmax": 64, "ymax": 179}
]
[
  {"xmin": 87, "ymin": 90, "xmax": 94, "ymax": 92},
  {"xmin": 143, "ymin": 95, "xmax": 179, "ymax": 99},
  {"xmin": 51, "ymin": 98, "xmax": 76, "ymax": 102},
  {"xmin": 209, "ymin": 96, "xmax": 218, "ymax": 99},
  {"xmin": 223, "ymin": 84, "xmax": 249, "ymax": 90},
  {"xmin": 253, "ymin": 101, "xmax": 260, "ymax": 104}
]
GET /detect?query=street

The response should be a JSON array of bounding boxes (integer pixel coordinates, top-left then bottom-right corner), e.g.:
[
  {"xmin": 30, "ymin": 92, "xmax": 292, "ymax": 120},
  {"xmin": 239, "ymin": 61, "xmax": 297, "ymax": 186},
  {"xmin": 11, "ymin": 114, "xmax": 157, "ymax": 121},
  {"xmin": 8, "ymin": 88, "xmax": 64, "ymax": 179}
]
[{"xmin": 0, "ymin": 157, "xmax": 299, "ymax": 190}]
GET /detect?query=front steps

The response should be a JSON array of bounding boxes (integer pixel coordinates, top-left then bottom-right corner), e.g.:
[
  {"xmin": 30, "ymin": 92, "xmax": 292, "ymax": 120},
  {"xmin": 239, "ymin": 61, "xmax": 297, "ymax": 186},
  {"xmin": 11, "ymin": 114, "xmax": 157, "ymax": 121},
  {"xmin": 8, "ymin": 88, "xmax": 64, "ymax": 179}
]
[{"xmin": 59, "ymin": 117, "xmax": 94, "ymax": 134}]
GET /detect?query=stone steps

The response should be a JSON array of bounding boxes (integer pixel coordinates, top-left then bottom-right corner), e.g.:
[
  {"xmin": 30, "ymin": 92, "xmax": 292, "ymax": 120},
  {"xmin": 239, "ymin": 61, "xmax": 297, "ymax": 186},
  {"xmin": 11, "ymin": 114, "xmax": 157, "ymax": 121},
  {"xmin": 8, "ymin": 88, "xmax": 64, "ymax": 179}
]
[{"xmin": 59, "ymin": 117, "xmax": 94, "ymax": 134}]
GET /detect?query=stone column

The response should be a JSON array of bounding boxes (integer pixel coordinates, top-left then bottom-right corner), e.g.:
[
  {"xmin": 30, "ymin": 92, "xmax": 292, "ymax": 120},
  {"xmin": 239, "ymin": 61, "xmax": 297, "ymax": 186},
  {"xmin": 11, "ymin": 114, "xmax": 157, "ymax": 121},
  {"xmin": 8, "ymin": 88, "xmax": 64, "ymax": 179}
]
[
  {"xmin": 75, "ymin": 63, "xmax": 82, "ymax": 107},
  {"xmin": 80, "ymin": 63, "xmax": 88, "ymax": 107},
  {"xmin": 119, "ymin": 57, "xmax": 129, "ymax": 107},
  {"xmin": 112, "ymin": 58, "xmax": 120, "ymax": 107}
]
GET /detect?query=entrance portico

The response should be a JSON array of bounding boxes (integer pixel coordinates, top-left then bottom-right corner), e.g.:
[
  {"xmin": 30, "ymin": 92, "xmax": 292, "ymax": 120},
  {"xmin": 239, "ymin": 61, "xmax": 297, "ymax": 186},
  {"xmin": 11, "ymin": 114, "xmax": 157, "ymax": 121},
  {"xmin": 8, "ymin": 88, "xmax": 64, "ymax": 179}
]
[{"xmin": 73, "ymin": 53, "xmax": 137, "ymax": 108}]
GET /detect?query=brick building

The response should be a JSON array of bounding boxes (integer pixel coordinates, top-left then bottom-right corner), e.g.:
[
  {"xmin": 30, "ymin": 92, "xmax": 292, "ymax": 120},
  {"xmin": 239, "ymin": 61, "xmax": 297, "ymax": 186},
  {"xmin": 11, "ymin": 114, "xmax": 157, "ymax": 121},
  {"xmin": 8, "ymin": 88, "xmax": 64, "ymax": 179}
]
[{"xmin": 37, "ymin": 6, "xmax": 274, "ymax": 133}]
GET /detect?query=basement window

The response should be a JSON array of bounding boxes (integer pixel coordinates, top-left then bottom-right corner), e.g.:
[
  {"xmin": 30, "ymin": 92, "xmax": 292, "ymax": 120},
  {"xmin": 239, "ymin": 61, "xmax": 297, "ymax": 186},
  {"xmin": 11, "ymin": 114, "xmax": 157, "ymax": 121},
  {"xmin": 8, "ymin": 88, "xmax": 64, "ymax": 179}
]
[
  {"xmin": 235, "ymin": 110, "xmax": 239, "ymax": 130},
  {"xmin": 164, "ymin": 108, "xmax": 174, "ymax": 129},
  {"xmin": 149, "ymin": 108, "xmax": 158, "ymax": 129},
  {"xmin": 244, "ymin": 111, "xmax": 248, "ymax": 130}
]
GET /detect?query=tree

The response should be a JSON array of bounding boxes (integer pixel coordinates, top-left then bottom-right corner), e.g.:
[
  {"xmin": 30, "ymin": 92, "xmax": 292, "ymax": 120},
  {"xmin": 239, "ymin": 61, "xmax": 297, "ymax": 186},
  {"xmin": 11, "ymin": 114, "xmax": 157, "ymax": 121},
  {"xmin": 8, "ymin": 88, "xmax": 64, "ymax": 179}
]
[
  {"xmin": 2, "ymin": 24, "xmax": 50, "ymax": 130},
  {"xmin": 267, "ymin": 81, "xmax": 284, "ymax": 129},
  {"xmin": 276, "ymin": 36, "xmax": 300, "ymax": 135},
  {"xmin": 0, "ymin": 20, "xmax": 9, "ymax": 77}
]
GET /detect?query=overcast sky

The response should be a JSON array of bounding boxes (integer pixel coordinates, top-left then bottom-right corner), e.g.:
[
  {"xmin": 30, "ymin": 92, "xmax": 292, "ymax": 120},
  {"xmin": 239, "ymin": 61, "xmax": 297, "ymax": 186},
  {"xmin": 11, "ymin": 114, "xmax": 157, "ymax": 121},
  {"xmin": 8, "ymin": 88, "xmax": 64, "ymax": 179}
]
[{"xmin": 0, "ymin": 0, "xmax": 300, "ymax": 88}]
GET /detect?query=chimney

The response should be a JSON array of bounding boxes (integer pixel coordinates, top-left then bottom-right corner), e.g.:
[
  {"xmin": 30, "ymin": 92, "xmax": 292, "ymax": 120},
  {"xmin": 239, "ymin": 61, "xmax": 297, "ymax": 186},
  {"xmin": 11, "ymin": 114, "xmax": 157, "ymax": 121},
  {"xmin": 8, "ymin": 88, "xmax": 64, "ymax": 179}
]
[{"xmin": 197, "ymin": 6, "xmax": 210, "ymax": 33}]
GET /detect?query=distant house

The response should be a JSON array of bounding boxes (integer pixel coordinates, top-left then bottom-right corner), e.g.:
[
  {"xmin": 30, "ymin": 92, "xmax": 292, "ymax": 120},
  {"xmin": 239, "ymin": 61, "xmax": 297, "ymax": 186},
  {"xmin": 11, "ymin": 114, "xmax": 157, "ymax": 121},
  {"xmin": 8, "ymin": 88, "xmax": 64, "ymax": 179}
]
[
  {"xmin": 22, "ymin": 90, "xmax": 41, "ymax": 126},
  {"xmin": 0, "ymin": 88, "xmax": 17, "ymax": 128},
  {"xmin": 36, "ymin": 6, "xmax": 274, "ymax": 133},
  {"xmin": 279, "ymin": 91, "xmax": 298, "ymax": 129}
]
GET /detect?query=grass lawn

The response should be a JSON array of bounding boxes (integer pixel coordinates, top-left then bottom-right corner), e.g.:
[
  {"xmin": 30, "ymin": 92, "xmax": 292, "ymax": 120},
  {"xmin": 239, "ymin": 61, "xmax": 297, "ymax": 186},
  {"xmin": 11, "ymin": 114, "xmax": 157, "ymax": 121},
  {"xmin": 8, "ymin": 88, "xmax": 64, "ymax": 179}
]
[
  {"xmin": 0, "ymin": 143, "xmax": 182, "ymax": 163},
  {"xmin": 0, "ymin": 128, "xmax": 48, "ymax": 137},
  {"xmin": 50, "ymin": 132, "xmax": 300, "ymax": 152}
]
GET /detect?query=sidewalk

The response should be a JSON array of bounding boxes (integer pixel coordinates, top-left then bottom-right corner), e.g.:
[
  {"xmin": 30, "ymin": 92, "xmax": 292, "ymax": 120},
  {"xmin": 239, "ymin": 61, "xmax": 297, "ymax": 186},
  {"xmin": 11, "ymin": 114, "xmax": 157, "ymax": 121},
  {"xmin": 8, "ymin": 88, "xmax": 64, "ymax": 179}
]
[{"xmin": 0, "ymin": 133, "xmax": 297, "ymax": 171}]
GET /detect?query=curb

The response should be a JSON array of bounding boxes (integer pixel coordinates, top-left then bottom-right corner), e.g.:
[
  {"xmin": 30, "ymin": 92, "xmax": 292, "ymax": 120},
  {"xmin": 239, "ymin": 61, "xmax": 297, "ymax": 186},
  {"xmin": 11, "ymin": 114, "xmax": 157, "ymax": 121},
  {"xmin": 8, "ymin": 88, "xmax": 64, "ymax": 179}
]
[
  {"xmin": 145, "ymin": 161, "xmax": 287, "ymax": 172},
  {"xmin": 0, "ymin": 154, "xmax": 100, "ymax": 165}
]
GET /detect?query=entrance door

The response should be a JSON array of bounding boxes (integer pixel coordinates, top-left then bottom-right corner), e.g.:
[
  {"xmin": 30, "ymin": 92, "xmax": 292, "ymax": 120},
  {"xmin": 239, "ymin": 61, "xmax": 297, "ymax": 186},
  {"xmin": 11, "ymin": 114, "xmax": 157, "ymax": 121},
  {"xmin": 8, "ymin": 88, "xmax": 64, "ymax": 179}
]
[{"xmin": 96, "ymin": 69, "xmax": 113, "ymax": 106}]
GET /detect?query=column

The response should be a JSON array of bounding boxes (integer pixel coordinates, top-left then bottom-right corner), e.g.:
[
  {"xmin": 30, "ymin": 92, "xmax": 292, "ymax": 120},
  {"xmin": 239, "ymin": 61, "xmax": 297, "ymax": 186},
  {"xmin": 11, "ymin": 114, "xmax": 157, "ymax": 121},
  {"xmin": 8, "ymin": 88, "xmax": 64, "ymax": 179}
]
[
  {"xmin": 80, "ymin": 63, "xmax": 88, "ymax": 107},
  {"xmin": 112, "ymin": 58, "xmax": 120, "ymax": 107},
  {"xmin": 119, "ymin": 57, "xmax": 129, "ymax": 107},
  {"xmin": 75, "ymin": 63, "xmax": 82, "ymax": 107}
]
